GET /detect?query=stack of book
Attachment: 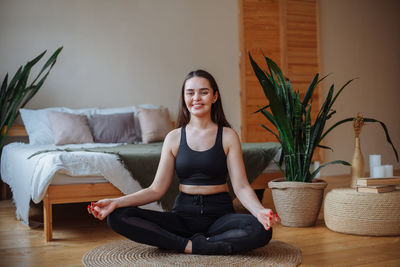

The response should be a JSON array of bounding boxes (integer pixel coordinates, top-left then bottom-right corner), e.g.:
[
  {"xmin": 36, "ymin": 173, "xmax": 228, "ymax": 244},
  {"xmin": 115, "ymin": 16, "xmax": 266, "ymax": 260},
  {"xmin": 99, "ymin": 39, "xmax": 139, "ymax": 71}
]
[{"xmin": 356, "ymin": 177, "xmax": 400, "ymax": 193}]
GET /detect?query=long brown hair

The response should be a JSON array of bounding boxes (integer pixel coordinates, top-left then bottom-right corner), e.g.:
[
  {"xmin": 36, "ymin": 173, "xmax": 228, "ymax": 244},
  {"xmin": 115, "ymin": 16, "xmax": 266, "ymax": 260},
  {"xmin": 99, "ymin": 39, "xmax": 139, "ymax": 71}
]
[{"xmin": 176, "ymin": 70, "xmax": 231, "ymax": 128}]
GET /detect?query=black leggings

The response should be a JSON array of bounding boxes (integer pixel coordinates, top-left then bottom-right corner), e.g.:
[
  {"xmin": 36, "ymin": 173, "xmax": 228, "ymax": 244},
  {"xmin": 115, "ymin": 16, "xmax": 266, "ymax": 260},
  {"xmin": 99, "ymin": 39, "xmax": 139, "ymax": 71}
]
[{"xmin": 107, "ymin": 192, "xmax": 272, "ymax": 253}]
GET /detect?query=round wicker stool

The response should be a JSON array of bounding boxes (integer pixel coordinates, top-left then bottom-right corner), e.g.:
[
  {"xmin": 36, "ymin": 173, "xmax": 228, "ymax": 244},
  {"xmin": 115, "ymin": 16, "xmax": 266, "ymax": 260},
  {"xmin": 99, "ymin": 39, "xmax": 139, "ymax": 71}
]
[{"xmin": 324, "ymin": 188, "xmax": 400, "ymax": 236}]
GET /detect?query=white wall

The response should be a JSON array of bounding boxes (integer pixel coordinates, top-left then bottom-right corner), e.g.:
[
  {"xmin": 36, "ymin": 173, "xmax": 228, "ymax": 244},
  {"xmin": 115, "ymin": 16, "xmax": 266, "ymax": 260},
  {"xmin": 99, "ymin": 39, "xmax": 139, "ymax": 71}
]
[
  {"xmin": 2, "ymin": 0, "xmax": 399, "ymax": 176},
  {"xmin": 0, "ymin": 0, "xmax": 241, "ymax": 132},
  {"xmin": 319, "ymin": 0, "xmax": 400, "ymax": 175}
]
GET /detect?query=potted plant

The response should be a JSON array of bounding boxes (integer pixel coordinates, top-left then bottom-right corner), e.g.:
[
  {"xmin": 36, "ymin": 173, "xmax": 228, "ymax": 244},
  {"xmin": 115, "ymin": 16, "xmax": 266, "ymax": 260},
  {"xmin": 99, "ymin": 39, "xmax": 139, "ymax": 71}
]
[
  {"xmin": 249, "ymin": 53, "xmax": 398, "ymax": 227},
  {"xmin": 0, "ymin": 47, "xmax": 63, "ymax": 149}
]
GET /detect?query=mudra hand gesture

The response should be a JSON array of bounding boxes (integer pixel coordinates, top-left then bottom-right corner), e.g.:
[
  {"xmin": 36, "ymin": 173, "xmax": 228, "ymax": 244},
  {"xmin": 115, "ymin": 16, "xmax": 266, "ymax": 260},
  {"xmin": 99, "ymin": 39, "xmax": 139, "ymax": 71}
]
[
  {"xmin": 87, "ymin": 199, "xmax": 118, "ymax": 221},
  {"xmin": 256, "ymin": 208, "xmax": 280, "ymax": 230}
]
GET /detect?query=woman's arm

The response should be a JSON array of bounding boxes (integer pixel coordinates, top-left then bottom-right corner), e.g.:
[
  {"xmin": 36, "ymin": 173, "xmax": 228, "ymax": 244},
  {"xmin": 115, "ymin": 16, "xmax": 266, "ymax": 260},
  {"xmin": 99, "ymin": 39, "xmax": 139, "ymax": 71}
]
[
  {"xmin": 223, "ymin": 128, "xmax": 279, "ymax": 229},
  {"xmin": 114, "ymin": 130, "xmax": 177, "ymax": 207},
  {"xmin": 89, "ymin": 129, "xmax": 179, "ymax": 220}
]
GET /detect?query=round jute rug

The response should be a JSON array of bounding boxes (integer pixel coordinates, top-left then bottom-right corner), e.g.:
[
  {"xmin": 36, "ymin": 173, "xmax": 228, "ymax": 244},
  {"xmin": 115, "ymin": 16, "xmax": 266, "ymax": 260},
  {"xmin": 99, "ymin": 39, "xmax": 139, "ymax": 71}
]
[{"xmin": 82, "ymin": 239, "xmax": 302, "ymax": 267}]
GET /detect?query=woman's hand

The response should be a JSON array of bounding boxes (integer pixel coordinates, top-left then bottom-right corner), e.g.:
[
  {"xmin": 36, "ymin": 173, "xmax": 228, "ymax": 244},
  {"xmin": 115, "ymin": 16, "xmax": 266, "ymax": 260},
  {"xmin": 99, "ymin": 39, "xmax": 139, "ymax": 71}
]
[
  {"xmin": 256, "ymin": 208, "xmax": 280, "ymax": 231},
  {"xmin": 87, "ymin": 199, "xmax": 118, "ymax": 221}
]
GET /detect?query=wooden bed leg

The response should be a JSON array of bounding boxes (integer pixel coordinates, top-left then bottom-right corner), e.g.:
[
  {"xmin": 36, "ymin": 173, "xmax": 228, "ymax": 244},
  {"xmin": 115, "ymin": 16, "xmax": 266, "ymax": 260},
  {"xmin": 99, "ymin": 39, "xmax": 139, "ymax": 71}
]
[
  {"xmin": 1, "ymin": 182, "xmax": 7, "ymax": 200},
  {"xmin": 43, "ymin": 193, "xmax": 52, "ymax": 241}
]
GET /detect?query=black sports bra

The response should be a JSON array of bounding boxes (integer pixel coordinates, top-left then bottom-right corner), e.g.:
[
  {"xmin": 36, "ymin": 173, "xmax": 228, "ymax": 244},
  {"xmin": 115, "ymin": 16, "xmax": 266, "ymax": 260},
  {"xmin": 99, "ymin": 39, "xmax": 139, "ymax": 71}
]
[{"xmin": 175, "ymin": 125, "xmax": 228, "ymax": 185}]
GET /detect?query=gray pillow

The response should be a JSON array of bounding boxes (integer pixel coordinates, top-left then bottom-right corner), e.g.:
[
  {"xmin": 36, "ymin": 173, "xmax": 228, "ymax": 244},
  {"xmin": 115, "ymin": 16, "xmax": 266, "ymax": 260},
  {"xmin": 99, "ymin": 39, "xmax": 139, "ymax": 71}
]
[{"xmin": 88, "ymin": 113, "xmax": 137, "ymax": 143}]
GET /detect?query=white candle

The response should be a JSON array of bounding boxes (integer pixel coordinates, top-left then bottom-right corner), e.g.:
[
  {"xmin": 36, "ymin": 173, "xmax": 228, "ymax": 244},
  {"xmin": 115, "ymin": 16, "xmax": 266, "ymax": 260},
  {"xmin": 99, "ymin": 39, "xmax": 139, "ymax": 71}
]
[
  {"xmin": 383, "ymin": 165, "xmax": 393, "ymax": 177},
  {"xmin": 369, "ymin": 154, "xmax": 381, "ymax": 177},
  {"xmin": 371, "ymin": 165, "xmax": 385, "ymax": 178}
]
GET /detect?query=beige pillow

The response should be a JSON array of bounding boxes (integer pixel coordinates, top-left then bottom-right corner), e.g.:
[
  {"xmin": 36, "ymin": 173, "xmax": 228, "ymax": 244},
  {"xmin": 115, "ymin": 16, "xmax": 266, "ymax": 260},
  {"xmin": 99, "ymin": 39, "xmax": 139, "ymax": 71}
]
[
  {"xmin": 137, "ymin": 107, "xmax": 172, "ymax": 143},
  {"xmin": 48, "ymin": 111, "xmax": 94, "ymax": 145}
]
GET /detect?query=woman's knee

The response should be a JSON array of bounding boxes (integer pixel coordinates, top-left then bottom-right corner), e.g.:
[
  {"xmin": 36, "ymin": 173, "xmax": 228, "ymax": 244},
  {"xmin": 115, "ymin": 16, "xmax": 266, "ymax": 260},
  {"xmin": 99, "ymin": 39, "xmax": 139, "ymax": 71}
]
[
  {"xmin": 107, "ymin": 207, "xmax": 139, "ymax": 232},
  {"xmin": 258, "ymin": 226, "xmax": 272, "ymax": 246},
  {"xmin": 107, "ymin": 207, "xmax": 123, "ymax": 231},
  {"xmin": 243, "ymin": 216, "xmax": 272, "ymax": 247}
]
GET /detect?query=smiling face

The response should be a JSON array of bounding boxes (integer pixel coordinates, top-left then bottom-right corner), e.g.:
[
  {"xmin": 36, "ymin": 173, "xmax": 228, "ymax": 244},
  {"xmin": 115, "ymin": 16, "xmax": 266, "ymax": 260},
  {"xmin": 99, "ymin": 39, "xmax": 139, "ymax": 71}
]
[{"xmin": 184, "ymin": 77, "xmax": 218, "ymax": 118}]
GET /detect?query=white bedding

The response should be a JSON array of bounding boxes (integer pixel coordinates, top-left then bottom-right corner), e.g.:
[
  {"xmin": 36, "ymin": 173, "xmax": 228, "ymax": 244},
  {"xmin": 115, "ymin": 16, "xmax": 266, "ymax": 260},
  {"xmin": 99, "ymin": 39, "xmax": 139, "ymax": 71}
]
[
  {"xmin": 51, "ymin": 173, "xmax": 107, "ymax": 185},
  {"xmin": 0, "ymin": 142, "xmax": 163, "ymax": 226}
]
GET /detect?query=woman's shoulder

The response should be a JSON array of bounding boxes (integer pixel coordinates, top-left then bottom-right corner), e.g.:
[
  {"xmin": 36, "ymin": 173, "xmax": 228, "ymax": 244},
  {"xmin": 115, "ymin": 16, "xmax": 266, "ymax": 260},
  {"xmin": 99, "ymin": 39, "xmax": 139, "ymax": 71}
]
[
  {"xmin": 222, "ymin": 126, "xmax": 240, "ymax": 144},
  {"xmin": 163, "ymin": 128, "xmax": 182, "ymax": 156},
  {"xmin": 222, "ymin": 126, "xmax": 238, "ymax": 136},
  {"xmin": 165, "ymin": 127, "xmax": 182, "ymax": 142}
]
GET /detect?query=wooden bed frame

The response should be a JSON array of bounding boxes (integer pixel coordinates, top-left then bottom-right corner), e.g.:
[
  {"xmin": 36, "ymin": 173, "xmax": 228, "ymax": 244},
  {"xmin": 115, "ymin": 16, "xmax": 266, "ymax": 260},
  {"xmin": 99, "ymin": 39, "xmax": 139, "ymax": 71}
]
[
  {"xmin": 3, "ymin": 124, "xmax": 278, "ymax": 241},
  {"xmin": 4, "ymin": 124, "xmax": 124, "ymax": 241}
]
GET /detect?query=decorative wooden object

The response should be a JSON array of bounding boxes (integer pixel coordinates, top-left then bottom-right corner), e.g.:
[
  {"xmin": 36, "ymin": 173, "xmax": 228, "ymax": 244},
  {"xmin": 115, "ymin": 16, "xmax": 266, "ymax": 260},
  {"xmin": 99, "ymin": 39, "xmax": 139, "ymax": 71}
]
[
  {"xmin": 238, "ymin": 0, "xmax": 321, "ymax": 160},
  {"xmin": 351, "ymin": 113, "xmax": 365, "ymax": 188}
]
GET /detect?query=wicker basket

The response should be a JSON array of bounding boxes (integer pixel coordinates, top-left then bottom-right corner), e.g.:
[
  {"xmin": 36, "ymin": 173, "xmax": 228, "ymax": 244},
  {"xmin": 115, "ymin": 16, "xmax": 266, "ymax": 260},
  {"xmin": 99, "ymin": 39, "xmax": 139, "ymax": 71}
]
[
  {"xmin": 324, "ymin": 188, "xmax": 400, "ymax": 236},
  {"xmin": 268, "ymin": 178, "xmax": 327, "ymax": 227}
]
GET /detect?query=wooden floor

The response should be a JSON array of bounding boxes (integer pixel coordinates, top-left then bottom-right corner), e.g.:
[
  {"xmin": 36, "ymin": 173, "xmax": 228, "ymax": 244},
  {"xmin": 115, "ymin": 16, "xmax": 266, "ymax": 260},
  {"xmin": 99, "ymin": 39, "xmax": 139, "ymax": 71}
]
[{"xmin": 0, "ymin": 175, "xmax": 399, "ymax": 267}]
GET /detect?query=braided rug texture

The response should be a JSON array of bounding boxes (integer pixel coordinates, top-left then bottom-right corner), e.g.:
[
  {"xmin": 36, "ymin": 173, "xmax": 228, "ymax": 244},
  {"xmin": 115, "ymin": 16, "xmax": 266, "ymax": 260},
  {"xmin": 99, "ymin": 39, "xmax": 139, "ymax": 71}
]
[{"xmin": 82, "ymin": 239, "xmax": 302, "ymax": 267}]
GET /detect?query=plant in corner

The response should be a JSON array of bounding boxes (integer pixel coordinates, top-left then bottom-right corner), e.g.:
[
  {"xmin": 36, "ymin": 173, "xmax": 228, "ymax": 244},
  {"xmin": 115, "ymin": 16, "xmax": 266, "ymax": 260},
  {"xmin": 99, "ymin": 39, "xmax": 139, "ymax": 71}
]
[
  {"xmin": 249, "ymin": 52, "xmax": 398, "ymax": 227},
  {"xmin": 0, "ymin": 47, "xmax": 63, "ymax": 149}
]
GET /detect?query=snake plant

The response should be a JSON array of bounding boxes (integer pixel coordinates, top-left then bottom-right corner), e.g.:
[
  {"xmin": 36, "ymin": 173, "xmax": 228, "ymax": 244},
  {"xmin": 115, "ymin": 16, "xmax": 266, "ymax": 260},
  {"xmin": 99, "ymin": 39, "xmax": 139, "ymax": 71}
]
[
  {"xmin": 249, "ymin": 52, "xmax": 398, "ymax": 182},
  {"xmin": 0, "ymin": 47, "xmax": 63, "ymax": 149}
]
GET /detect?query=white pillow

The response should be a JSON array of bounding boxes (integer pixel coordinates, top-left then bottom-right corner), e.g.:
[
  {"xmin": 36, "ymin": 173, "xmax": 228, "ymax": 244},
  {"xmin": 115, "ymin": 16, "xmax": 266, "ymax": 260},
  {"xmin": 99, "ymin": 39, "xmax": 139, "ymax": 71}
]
[{"xmin": 20, "ymin": 107, "xmax": 97, "ymax": 145}]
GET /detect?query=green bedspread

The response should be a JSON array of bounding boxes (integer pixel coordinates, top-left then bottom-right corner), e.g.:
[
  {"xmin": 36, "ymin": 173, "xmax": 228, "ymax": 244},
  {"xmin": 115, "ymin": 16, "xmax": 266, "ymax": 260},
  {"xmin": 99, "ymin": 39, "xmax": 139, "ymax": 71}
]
[{"xmin": 31, "ymin": 142, "xmax": 280, "ymax": 210}]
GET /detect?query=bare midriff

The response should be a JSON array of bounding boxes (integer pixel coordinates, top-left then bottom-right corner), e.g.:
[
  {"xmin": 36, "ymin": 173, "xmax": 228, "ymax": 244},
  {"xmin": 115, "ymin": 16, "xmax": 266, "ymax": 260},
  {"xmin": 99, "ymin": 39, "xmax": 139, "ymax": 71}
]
[{"xmin": 179, "ymin": 183, "xmax": 229, "ymax": 195}]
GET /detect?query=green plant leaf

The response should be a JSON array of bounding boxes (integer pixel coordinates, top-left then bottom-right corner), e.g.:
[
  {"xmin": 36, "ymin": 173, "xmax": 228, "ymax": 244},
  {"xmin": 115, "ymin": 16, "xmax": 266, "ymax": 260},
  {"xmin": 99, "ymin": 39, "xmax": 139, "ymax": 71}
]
[
  {"xmin": 253, "ymin": 104, "xmax": 270, "ymax": 114},
  {"xmin": 310, "ymin": 160, "xmax": 351, "ymax": 180},
  {"xmin": 311, "ymin": 85, "xmax": 334, "ymax": 154},
  {"xmin": 0, "ymin": 74, "xmax": 9, "ymax": 117},
  {"xmin": 328, "ymin": 78, "xmax": 358, "ymax": 111},
  {"xmin": 304, "ymin": 106, "xmax": 312, "ymax": 152},
  {"xmin": 303, "ymin": 73, "xmax": 319, "ymax": 108},
  {"xmin": 21, "ymin": 71, "xmax": 50, "ymax": 108},
  {"xmin": 249, "ymin": 53, "xmax": 295, "ymax": 154},
  {"xmin": 272, "ymin": 160, "xmax": 286, "ymax": 180},
  {"xmin": 30, "ymin": 47, "xmax": 63, "ymax": 86},
  {"xmin": 0, "ymin": 47, "xmax": 62, "ymax": 149},
  {"xmin": 326, "ymin": 109, "xmax": 336, "ymax": 120},
  {"xmin": 316, "ymin": 73, "xmax": 331, "ymax": 86},
  {"xmin": 263, "ymin": 54, "xmax": 288, "ymax": 103},
  {"xmin": 302, "ymin": 104, "xmax": 312, "ymax": 179},
  {"xmin": 260, "ymin": 109, "xmax": 278, "ymax": 128},
  {"xmin": 27, "ymin": 50, "xmax": 47, "ymax": 67},
  {"xmin": 363, "ymin": 118, "xmax": 399, "ymax": 162},
  {"xmin": 317, "ymin": 144, "xmax": 333, "ymax": 151},
  {"xmin": 261, "ymin": 80, "xmax": 295, "ymax": 154},
  {"xmin": 6, "ymin": 66, "xmax": 23, "ymax": 93},
  {"xmin": 320, "ymin": 117, "xmax": 354, "ymax": 142},
  {"xmin": 259, "ymin": 124, "xmax": 279, "ymax": 141},
  {"xmin": 249, "ymin": 53, "xmax": 273, "ymax": 100},
  {"xmin": 293, "ymin": 94, "xmax": 302, "ymax": 164}
]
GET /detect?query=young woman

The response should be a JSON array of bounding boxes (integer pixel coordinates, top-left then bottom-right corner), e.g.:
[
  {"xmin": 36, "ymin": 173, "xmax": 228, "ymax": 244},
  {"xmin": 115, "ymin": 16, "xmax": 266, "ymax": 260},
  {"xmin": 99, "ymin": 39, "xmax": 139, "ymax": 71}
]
[{"xmin": 88, "ymin": 70, "xmax": 279, "ymax": 255}]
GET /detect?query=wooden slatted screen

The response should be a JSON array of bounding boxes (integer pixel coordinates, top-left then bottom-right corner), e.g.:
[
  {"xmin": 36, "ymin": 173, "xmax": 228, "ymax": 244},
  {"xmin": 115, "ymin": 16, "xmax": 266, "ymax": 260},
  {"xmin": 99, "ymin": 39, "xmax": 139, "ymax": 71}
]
[{"xmin": 239, "ymin": 0, "xmax": 321, "ymax": 160}]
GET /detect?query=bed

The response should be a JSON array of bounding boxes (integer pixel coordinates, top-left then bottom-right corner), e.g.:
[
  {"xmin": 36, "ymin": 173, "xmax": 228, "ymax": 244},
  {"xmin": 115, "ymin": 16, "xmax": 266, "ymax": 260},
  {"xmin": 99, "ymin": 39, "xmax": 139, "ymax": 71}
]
[{"xmin": 0, "ymin": 106, "xmax": 281, "ymax": 241}]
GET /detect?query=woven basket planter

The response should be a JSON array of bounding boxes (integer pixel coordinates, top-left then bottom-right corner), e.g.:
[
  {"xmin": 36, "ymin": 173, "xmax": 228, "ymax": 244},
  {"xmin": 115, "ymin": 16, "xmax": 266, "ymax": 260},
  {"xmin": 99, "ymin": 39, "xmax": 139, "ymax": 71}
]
[
  {"xmin": 324, "ymin": 188, "xmax": 400, "ymax": 236},
  {"xmin": 268, "ymin": 178, "xmax": 327, "ymax": 227}
]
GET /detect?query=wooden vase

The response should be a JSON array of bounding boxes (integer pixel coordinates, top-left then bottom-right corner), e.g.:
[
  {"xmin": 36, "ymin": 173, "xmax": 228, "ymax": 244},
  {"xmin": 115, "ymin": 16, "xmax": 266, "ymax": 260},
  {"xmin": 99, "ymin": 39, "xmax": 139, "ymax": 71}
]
[{"xmin": 350, "ymin": 137, "xmax": 365, "ymax": 188}]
